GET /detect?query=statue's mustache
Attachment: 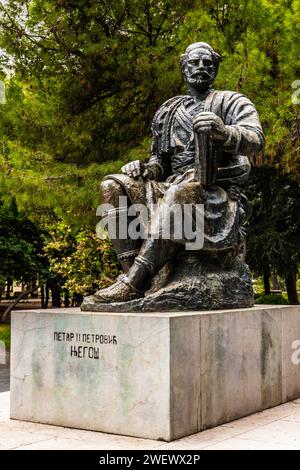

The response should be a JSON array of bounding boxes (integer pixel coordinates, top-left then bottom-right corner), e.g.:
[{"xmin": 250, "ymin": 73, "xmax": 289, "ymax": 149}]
[{"xmin": 190, "ymin": 70, "xmax": 215, "ymax": 80}]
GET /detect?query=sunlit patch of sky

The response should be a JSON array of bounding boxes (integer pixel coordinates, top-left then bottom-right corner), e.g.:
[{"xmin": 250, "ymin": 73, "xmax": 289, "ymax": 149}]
[{"xmin": 0, "ymin": 47, "xmax": 14, "ymax": 76}]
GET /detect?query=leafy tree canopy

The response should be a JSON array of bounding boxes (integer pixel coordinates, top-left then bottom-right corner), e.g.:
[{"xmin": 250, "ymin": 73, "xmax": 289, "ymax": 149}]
[{"xmin": 0, "ymin": 1, "xmax": 299, "ymax": 300}]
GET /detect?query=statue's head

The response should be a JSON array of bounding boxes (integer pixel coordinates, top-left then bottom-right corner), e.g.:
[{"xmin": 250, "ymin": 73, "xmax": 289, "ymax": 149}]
[{"xmin": 180, "ymin": 42, "xmax": 221, "ymax": 91}]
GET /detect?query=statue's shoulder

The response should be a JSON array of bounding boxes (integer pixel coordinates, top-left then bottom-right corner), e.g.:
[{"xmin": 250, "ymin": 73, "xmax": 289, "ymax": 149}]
[
  {"xmin": 216, "ymin": 90, "xmax": 256, "ymax": 107},
  {"xmin": 159, "ymin": 95, "xmax": 188, "ymax": 108},
  {"xmin": 152, "ymin": 95, "xmax": 188, "ymax": 124},
  {"xmin": 151, "ymin": 95, "xmax": 189, "ymax": 152}
]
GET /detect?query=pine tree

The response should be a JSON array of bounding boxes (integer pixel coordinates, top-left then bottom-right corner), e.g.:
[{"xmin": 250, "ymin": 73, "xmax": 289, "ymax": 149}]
[{"xmin": 0, "ymin": 1, "xmax": 299, "ymax": 303}]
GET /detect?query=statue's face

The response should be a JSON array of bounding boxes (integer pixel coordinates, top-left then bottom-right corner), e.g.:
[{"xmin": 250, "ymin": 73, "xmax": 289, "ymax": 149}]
[{"xmin": 184, "ymin": 49, "xmax": 217, "ymax": 91}]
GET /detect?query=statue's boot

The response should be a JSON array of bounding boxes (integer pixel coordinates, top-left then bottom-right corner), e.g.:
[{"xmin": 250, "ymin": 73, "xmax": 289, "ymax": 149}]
[
  {"xmin": 94, "ymin": 238, "xmax": 179, "ymax": 303},
  {"xmin": 103, "ymin": 207, "xmax": 142, "ymax": 273},
  {"xmin": 124, "ymin": 238, "xmax": 179, "ymax": 291},
  {"xmin": 94, "ymin": 274, "xmax": 143, "ymax": 303}
]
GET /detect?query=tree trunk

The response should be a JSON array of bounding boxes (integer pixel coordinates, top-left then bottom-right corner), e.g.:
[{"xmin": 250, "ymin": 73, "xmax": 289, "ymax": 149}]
[
  {"xmin": 1, "ymin": 286, "xmax": 40, "ymax": 322},
  {"xmin": 263, "ymin": 266, "xmax": 271, "ymax": 295},
  {"xmin": 41, "ymin": 284, "xmax": 45, "ymax": 308},
  {"xmin": 31, "ymin": 279, "xmax": 38, "ymax": 298},
  {"xmin": 271, "ymin": 272, "xmax": 281, "ymax": 291},
  {"xmin": 45, "ymin": 284, "xmax": 49, "ymax": 309},
  {"xmin": 0, "ymin": 282, "xmax": 4, "ymax": 302},
  {"xmin": 6, "ymin": 280, "xmax": 11, "ymax": 300},
  {"xmin": 72, "ymin": 293, "xmax": 83, "ymax": 307},
  {"xmin": 51, "ymin": 286, "xmax": 61, "ymax": 308},
  {"xmin": 285, "ymin": 272, "xmax": 299, "ymax": 305},
  {"xmin": 64, "ymin": 289, "xmax": 70, "ymax": 308}
]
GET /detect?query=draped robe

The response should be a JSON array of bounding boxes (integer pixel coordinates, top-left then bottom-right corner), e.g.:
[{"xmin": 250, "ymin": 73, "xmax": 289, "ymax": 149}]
[{"xmin": 105, "ymin": 89, "xmax": 264, "ymax": 252}]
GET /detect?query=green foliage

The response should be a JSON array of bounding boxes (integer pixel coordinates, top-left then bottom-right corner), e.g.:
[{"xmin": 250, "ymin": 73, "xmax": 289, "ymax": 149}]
[
  {"xmin": 43, "ymin": 221, "xmax": 121, "ymax": 296},
  {"xmin": 0, "ymin": 1, "xmax": 299, "ymax": 298},
  {"xmin": 0, "ymin": 0, "xmax": 299, "ymax": 228},
  {"xmin": 252, "ymin": 277, "xmax": 265, "ymax": 296},
  {"xmin": 255, "ymin": 293, "xmax": 289, "ymax": 305},
  {"xmin": 0, "ymin": 195, "xmax": 46, "ymax": 285},
  {"xmin": 0, "ymin": 0, "xmax": 190, "ymax": 162},
  {"xmin": 0, "ymin": 323, "xmax": 10, "ymax": 348},
  {"xmin": 1, "ymin": 0, "xmax": 300, "ymax": 226},
  {"xmin": 246, "ymin": 167, "xmax": 300, "ymax": 278}
]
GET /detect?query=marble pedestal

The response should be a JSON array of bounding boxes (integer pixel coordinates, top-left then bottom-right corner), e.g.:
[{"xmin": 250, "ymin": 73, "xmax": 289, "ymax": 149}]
[{"xmin": 10, "ymin": 305, "xmax": 300, "ymax": 441}]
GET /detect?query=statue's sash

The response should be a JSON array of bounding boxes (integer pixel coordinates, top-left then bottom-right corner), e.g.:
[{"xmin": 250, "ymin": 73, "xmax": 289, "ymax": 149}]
[{"xmin": 152, "ymin": 91, "xmax": 221, "ymax": 186}]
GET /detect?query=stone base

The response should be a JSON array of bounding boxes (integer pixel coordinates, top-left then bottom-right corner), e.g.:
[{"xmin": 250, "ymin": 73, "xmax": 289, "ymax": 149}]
[
  {"xmin": 10, "ymin": 305, "xmax": 300, "ymax": 441},
  {"xmin": 81, "ymin": 254, "xmax": 254, "ymax": 312}
]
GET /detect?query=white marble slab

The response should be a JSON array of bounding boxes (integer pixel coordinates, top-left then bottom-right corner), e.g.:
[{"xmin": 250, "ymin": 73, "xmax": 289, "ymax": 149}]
[{"xmin": 10, "ymin": 305, "xmax": 300, "ymax": 441}]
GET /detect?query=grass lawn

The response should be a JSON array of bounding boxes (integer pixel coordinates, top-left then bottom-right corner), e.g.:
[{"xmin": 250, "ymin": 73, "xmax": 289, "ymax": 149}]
[{"xmin": 0, "ymin": 324, "xmax": 10, "ymax": 349}]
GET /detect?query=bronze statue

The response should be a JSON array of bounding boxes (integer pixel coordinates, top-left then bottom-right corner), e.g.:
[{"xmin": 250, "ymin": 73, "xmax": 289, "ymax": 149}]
[{"xmin": 81, "ymin": 42, "xmax": 264, "ymax": 312}]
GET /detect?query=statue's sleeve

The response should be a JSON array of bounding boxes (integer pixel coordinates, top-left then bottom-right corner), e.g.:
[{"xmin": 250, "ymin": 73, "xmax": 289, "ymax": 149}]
[
  {"xmin": 222, "ymin": 93, "xmax": 264, "ymax": 157},
  {"xmin": 146, "ymin": 99, "xmax": 178, "ymax": 181},
  {"xmin": 147, "ymin": 122, "xmax": 167, "ymax": 181}
]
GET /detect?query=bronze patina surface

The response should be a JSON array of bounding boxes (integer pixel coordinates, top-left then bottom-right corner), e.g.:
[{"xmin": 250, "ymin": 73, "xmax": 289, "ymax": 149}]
[{"xmin": 81, "ymin": 42, "xmax": 264, "ymax": 312}]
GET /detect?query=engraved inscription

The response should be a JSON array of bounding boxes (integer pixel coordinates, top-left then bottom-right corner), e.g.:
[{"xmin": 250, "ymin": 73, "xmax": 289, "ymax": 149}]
[{"xmin": 53, "ymin": 331, "xmax": 117, "ymax": 360}]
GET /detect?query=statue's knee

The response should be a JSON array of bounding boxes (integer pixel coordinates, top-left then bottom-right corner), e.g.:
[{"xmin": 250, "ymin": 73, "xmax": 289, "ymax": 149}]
[
  {"xmin": 100, "ymin": 179, "xmax": 125, "ymax": 205},
  {"xmin": 164, "ymin": 186, "xmax": 182, "ymax": 204},
  {"xmin": 100, "ymin": 178, "xmax": 118, "ymax": 194},
  {"xmin": 164, "ymin": 184, "xmax": 198, "ymax": 205}
]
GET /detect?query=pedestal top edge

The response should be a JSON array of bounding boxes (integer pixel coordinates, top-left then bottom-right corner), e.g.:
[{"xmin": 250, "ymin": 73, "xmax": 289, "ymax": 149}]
[{"xmin": 10, "ymin": 304, "xmax": 299, "ymax": 319}]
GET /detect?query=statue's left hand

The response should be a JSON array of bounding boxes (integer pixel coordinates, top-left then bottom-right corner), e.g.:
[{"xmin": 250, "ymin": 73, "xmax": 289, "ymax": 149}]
[
  {"xmin": 121, "ymin": 160, "xmax": 151, "ymax": 179},
  {"xmin": 193, "ymin": 112, "xmax": 229, "ymax": 142}
]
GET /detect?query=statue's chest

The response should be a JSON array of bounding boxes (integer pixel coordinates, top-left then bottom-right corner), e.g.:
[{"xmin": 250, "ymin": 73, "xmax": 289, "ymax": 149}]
[{"xmin": 172, "ymin": 100, "xmax": 206, "ymax": 150}]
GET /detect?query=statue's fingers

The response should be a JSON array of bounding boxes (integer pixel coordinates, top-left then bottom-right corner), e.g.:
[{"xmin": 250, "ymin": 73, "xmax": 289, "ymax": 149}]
[
  {"xmin": 194, "ymin": 122, "xmax": 214, "ymax": 131},
  {"xmin": 193, "ymin": 113, "xmax": 217, "ymax": 123},
  {"xmin": 122, "ymin": 164, "xmax": 134, "ymax": 177},
  {"xmin": 121, "ymin": 166, "xmax": 131, "ymax": 176},
  {"xmin": 134, "ymin": 161, "xmax": 142, "ymax": 175},
  {"xmin": 142, "ymin": 167, "xmax": 150, "ymax": 178},
  {"xmin": 193, "ymin": 114, "xmax": 208, "ymax": 122},
  {"xmin": 132, "ymin": 162, "xmax": 141, "ymax": 177},
  {"xmin": 194, "ymin": 113, "xmax": 221, "ymax": 123},
  {"xmin": 128, "ymin": 162, "xmax": 136, "ymax": 173},
  {"xmin": 194, "ymin": 120, "xmax": 215, "ymax": 127},
  {"xmin": 195, "ymin": 111, "xmax": 216, "ymax": 117},
  {"xmin": 195, "ymin": 126, "xmax": 213, "ymax": 134},
  {"xmin": 193, "ymin": 117, "xmax": 216, "ymax": 126}
]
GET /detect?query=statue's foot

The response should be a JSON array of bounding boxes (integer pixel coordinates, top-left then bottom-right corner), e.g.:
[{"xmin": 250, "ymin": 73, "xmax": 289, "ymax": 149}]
[{"xmin": 94, "ymin": 275, "xmax": 143, "ymax": 303}]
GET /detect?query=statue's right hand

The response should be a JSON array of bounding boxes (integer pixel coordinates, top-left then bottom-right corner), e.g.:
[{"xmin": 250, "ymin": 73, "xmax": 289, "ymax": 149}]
[{"xmin": 121, "ymin": 160, "xmax": 144, "ymax": 179}]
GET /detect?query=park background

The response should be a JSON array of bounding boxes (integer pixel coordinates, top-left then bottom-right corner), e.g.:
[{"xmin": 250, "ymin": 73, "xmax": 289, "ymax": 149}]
[{"xmin": 0, "ymin": 0, "xmax": 299, "ymax": 332}]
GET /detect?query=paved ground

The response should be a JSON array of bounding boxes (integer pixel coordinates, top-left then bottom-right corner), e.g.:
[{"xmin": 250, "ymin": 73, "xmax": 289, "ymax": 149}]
[{"xmin": 0, "ymin": 391, "xmax": 300, "ymax": 450}]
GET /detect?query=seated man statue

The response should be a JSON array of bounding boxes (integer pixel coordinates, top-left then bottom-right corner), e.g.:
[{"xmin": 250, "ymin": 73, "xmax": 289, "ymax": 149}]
[{"xmin": 81, "ymin": 42, "xmax": 264, "ymax": 312}]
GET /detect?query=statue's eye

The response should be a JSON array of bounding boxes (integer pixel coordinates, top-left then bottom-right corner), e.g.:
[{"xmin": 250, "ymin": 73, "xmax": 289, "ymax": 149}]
[
  {"xmin": 203, "ymin": 59, "xmax": 212, "ymax": 66},
  {"xmin": 188, "ymin": 60, "xmax": 198, "ymax": 65}
]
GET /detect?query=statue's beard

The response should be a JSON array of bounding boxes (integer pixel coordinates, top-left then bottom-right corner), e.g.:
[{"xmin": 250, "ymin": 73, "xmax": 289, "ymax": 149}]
[{"xmin": 186, "ymin": 70, "xmax": 216, "ymax": 90}]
